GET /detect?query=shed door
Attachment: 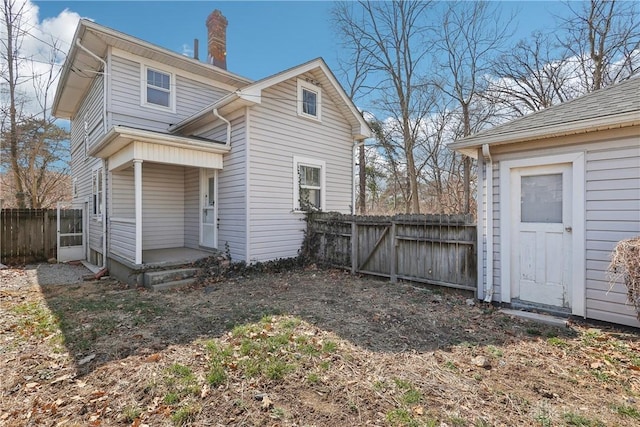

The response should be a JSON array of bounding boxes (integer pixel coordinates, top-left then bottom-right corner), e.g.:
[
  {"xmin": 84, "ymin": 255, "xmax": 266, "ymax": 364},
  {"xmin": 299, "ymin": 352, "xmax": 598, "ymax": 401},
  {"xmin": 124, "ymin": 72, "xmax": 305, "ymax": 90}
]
[{"xmin": 510, "ymin": 164, "xmax": 572, "ymax": 309}]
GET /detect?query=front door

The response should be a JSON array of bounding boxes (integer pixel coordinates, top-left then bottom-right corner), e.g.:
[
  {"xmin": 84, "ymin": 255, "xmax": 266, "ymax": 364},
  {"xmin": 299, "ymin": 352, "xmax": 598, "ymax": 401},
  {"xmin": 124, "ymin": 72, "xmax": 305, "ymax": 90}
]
[
  {"xmin": 200, "ymin": 169, "xmax": 217, "ymax": 248},
  {"xmin": 511, "ymin": 164, "xmax": 572, "ymax": 309}
]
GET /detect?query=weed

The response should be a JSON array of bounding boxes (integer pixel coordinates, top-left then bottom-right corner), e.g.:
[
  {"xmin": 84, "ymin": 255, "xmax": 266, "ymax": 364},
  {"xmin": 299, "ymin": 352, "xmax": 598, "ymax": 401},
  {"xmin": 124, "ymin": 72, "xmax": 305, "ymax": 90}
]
[
  {"xmin": 320, "ymin": 360, "xmax": 331, "ymax": 370},
  {"xmin": 402, "ymin": 389, "xmax": 422, "ymax": 405},
  {"xmin": 486, "ymin": 345, "xmax": 503, "ymax": 357},
  {"xmin": 322, "ymin": 340, "xmax": 338, "ymax": 353},
  {"xmin": 373, "ymin": 380, "xmax": 386, "ymax": 391},
  {"xmin": 449, "ymin": 416, "xmax": 467, "ymax": 426},
  {"xmin": 171, "ymin": 404, "xmax": 199, "ymax": 426},
  {"xmin": 614, "ymin": 404, "xmax": 640, "ymax": 419},
  {"xmin": 307, "ymin": 373, "xmax": 320, "ymax": 384},
  {"xmin": 386, "ymin": 408, "xmax": 419, "ymax": 427},
  {"xmin": 533, "ymin": 403, "xmax": 553, "ymax": 427},
  {"xmin": 591, "ymin": 370, "xmax": 611, "ymax": 382},
  {"xmin": 121, "ymin": 405, "xmax": 142, "ymax": 423},
  {"xmin": 207, "ymin": 364, "xmax": 227, "ymax": 387},
  {"xmin": 271, "ymin": 407, "xmax": 286, "ymax": 419},
  {"xmin": 393, "ymin": 378, "xmax": 412, "ymax": 390},
  {"xmin": 265, "ymin": 359, "xmax": 293, "ymax": 381},
  {"xmin": 562, "ymin": 412, "xmax": 604, "ymax": 426},
  {"xmin": 300, "ymin": 343, "xmax": 320, "ymax": 356},
  {"xmin": 444, "ymin": 360, "xmax": 458, "ymax": 371},
  {"xmin": 12, "ymin": 301, "xmax": 60, "ymax": 339},
  {"xmin": 164, "ymin": 392, "xmax": 180, "ymax": 405},
  {"xmin": 547, "ymin": 337, "xmax": 568, "ymax": 347}
]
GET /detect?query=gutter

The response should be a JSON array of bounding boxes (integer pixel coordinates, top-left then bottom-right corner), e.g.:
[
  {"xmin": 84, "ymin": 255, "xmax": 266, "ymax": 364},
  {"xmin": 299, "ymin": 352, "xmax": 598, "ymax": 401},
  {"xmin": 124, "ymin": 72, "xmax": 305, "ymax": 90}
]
[
  {"xmin": 482, "ymin": 143, "xmax": 493, "ymax": 303},
  {"xmin": 75, "ymin": 39, "xmax": 108, "ymax": 269},
  {"xmin": 213, "ymin": 108, "xmax": 231, "ymax": 147}
]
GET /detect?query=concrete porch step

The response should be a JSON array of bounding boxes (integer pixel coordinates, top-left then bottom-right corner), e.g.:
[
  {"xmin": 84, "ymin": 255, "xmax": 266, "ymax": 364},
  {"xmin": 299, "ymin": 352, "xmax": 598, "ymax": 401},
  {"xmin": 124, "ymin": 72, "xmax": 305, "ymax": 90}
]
[
  {"xmin": 148, "ymin": 278, "xmax": 197, "ymax": 292},
  {"xmin": 143, "ymin": 268, "xmax": 199, "ymax": 287}
]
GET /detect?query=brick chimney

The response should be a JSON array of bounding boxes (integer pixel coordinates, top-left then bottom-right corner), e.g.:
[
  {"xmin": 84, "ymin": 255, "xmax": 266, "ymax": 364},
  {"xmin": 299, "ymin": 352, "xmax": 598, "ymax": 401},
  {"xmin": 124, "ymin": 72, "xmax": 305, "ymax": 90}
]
[{"xmin": 206, "ymin": 9, "xmax": 227, "ymax": 69}]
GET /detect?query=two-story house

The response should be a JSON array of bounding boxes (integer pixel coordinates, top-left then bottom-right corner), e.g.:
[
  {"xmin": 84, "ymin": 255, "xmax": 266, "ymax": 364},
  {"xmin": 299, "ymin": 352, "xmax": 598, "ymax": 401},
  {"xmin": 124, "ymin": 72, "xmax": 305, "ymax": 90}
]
[{"xmin": 53, "ymin": 11, "xmax": 370, "ymax": 285}]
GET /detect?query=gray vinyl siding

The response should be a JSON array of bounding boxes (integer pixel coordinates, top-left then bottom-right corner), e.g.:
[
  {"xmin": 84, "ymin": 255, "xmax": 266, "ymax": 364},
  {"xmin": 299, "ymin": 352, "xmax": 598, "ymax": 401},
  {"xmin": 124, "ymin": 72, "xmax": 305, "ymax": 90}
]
[
  {"xmin": 184, "ymin": 167, "xmax": 200, "ymax": 249},
  {"xmin": 584, "ymin": 141, "xmax": 640, "ymax": 327},
  {"xmin": 247, "ymin": 74, "xmax": 353, "ymax": 262},
  {"xmin": 141, "ymin": 163, "xmax": 185, "ymax": 250},
  {"xmin": 69, "ymin": 75, "xmax": 106, "ymax": 256},
  {"xmin": 109, "ymin": 54, "xmax": 229, "ymax": 132},
  {"xmin": 198, "ymin": 117, "xmax": 247, "ymax": 261}
]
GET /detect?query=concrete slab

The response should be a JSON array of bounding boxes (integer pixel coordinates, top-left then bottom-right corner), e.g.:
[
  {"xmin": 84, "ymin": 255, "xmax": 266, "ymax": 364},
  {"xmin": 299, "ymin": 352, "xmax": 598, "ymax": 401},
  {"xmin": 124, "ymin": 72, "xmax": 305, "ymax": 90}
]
[{"xmin": 500, "ymin": 309, "xmax": 569, "ymax": 328}]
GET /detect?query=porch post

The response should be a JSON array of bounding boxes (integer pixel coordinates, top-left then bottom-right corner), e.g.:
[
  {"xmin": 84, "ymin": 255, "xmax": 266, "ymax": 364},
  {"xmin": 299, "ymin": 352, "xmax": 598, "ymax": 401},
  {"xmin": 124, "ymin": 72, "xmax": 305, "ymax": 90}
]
[{"xmin": 134, "ymin": 159, "xmax": 143, "ymax": 265}]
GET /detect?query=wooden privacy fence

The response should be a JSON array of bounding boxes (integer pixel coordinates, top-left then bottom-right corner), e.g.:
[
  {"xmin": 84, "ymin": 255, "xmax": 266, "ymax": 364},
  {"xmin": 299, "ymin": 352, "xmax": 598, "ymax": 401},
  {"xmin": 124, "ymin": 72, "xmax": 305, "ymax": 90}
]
[
  {"xmin": 0, "ymin": 208, "xmax": 82, "ymax": 265},
  {"xmin": 305, "ymin": 213, "xmax": 477, "ymax": 291}
]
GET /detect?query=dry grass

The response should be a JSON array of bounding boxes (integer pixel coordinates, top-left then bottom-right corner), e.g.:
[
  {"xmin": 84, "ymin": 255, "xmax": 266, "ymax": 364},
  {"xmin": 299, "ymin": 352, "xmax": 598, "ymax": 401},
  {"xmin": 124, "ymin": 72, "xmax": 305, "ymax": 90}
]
[
  {"xmin": 610, "ymin": 236, "xmax": 640, "ymax": 321},
  {"xmin": 1, "ymin": 266, "xmax": 639, "ymax": 426}
]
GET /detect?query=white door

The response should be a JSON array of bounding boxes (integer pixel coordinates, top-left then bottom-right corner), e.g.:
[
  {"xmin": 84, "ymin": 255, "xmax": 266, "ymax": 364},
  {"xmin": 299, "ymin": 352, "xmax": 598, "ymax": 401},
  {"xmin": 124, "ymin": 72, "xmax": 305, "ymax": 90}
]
[
  {"xmin": 57, "ymin": 202, "xmax": 85, "ymax": 262},
  {"xmin": 511, "ymin": 164, "xmax": 572, "ymax": 309},
  {"xmin": 200, "ymin": 169, "xmax": 217, "ymax": 248}
]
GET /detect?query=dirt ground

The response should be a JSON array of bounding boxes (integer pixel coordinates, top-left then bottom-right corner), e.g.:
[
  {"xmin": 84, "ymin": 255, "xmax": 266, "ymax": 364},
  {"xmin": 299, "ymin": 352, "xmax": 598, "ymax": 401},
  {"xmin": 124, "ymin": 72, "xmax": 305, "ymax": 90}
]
[{"xmin": 1, "ymin": 263, "xmax": 639, "ymax": 426}]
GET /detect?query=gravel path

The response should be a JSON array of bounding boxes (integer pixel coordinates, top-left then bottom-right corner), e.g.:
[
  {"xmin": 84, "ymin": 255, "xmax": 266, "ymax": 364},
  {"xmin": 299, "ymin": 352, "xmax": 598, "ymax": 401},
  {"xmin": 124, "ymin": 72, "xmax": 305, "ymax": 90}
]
[{"xmin": 0, "ymin": 263, "xmax": 92, "ymax": 290}]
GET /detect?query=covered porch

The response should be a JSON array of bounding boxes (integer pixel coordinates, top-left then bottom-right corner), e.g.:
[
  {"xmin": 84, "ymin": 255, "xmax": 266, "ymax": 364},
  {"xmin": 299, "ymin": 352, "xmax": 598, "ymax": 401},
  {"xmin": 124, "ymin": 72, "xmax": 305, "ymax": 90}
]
[{"xmin": 90, "ymin": 126, "xmax": 228, "ymax": 267}]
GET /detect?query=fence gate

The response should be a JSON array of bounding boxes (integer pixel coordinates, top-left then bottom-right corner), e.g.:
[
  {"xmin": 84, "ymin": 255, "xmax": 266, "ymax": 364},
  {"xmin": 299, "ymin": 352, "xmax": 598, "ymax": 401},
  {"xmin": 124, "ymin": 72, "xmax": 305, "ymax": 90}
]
[{"xmin": 57, "ymin": 202, "xmax": 84, "ymax": 262}]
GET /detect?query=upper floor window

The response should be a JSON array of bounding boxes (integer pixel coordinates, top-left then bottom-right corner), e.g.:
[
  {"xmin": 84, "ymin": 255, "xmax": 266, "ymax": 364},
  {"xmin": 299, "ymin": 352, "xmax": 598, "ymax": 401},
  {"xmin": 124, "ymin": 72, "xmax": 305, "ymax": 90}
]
[
  {"xmin": 297, "ymin": 79, "xmax": 321, "ymax": 121},
  {"xmin": 143, "ymin": 66, "xmax": 173, "ymax": 110}
]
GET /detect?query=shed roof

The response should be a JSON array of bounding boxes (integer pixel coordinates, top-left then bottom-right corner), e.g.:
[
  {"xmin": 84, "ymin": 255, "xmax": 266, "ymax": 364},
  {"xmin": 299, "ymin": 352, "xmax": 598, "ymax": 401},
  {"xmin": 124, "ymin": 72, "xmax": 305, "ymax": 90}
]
[{"xmin": 450, "ymin": 76, "xmax": 640, "ymax": 157}]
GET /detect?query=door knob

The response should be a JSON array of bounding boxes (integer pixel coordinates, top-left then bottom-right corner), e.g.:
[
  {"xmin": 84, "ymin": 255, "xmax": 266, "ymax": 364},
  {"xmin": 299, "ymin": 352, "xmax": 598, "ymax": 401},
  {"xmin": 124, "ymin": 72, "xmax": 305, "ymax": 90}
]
[{"xmin": 565, "ymin": 226, "xmax": 572, "ymax": 232}]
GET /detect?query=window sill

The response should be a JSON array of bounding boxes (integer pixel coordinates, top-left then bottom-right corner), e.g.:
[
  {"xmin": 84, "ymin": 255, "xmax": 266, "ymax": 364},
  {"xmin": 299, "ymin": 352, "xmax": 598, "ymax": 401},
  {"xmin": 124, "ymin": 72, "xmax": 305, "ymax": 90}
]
[
  {"xmin": 140, "ymin": 102, "xmax": 175, "ymax": 114},
  {"xmin": 297, "ymin": 113, "xmax": 322, "ymax": 123}
]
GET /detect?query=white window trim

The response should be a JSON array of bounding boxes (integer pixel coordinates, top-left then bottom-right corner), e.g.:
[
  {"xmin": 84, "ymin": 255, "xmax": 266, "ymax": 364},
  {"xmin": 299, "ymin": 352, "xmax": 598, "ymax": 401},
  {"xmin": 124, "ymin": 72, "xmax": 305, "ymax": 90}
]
[
  {"xmin": 293, "ymin": 156, "xmax": 326, "ymax": 212},
  {"xmin": 91, "ymin": 164, "xmax": 104, "ymax": 221},
  {"xmin": 297, "ymin": 79, "xmax": 321, "ymax": 121},
  {"xmin": 140, "ymin": 64, "xmax": 176, "ymax": 113}
]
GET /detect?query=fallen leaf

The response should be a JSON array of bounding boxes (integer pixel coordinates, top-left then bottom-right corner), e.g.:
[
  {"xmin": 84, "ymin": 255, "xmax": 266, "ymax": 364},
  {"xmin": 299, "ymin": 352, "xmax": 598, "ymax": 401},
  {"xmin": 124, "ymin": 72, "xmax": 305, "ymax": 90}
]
[
  {"xmin": 412, "ymin": 405, "xmax": 424, "ymax": 415},
  {"xmin": 261, "ymin": 395, "xmax": 273, "ymax": 410},
  {"xmin": 51, "ymin": 374, "xmax": 73, "ymax": 384},
  {"xmin": 590, "ymin": 361, "xmax": 604, "ymax": 369},
  {"xmin": 25, "ymin": 382, "xmax": 39, "ymax": 389},
  {"xmin": 145, "ymin": 353, "xmax": 161, "ymax": 363}
]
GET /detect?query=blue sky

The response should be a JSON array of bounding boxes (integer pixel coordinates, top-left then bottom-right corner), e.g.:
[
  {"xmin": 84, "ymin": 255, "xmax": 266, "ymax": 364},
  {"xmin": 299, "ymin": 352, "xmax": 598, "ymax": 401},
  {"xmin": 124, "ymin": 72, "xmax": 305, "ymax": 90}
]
[{"xmin": 33, "ymin": 0, "xmax": 570, "ymax": 81}]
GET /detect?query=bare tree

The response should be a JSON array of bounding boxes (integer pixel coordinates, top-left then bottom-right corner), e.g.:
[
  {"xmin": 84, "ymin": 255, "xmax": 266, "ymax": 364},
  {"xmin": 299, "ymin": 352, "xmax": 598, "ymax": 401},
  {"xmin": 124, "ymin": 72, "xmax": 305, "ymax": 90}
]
[
  {"xmin": 433, "ymin": 0, "xmax": 513, "ymax": 214},
  {"xmin": 486, "ymin": 32, "xmax": 579, "ymax": 117},
  {"xmin": 0, "ymin": 0, "xmax": 70, "ymax": 208},
  {"xmin": 559, "ymin": 0, "xmax": 640, "ymax": 92},
  {"xmin": 332, "ymin": 0, "xmax": 435, "ymax": 214}
]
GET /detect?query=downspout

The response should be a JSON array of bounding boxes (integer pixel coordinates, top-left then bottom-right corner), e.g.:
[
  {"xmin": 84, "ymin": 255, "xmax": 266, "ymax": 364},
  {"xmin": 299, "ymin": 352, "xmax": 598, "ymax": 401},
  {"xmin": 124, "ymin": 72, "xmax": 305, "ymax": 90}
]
[
  {"xmin": 352, "ymin": 140, "xmax": 365, "ymax": 214},
  {"xmin": 482, "ymin": 144, "xmax": 493, "ymax": 303},
  {"xmin": 213, "ymin": 108, "xmax": 231, "ymax": 147},
  {"xmin": 76, "ymin": 39, "xmax": 108, "ymax": 269}
]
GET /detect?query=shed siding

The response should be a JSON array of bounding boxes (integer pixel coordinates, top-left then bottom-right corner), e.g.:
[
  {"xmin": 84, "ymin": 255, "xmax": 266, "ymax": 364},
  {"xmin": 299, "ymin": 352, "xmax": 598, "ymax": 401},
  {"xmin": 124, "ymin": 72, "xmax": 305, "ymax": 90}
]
[
  {"xmin": 484, "ymin": 134, "xmax": 640, "ymax": 327},
  {"xmin": 109, "ymin": 167, "xmax": 135, "ymax": 259},
  {"xmin": 197, "ymin": 116, "xmax": 247, "ymax": 261},
  {"xmin": 109, "ymin": 54, "xmax": 228, "ymax": 133},
  {"xmin": 247, "ymin": 74, "xmax": 353, "ymax": 262},
  {"xmin": 141, "ymin": 163, "xmax": 185, "ymax": 250},
  {"xmin": 585, "ymin": 142, "xmax": 640, "ymax": 327}
]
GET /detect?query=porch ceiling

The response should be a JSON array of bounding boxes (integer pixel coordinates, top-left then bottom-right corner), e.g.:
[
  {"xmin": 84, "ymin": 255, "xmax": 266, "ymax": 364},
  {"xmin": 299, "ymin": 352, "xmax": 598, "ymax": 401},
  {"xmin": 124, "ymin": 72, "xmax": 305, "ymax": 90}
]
[{"xmin": 90, "ymin": 126, "xmax": 229, "ymax": 171}]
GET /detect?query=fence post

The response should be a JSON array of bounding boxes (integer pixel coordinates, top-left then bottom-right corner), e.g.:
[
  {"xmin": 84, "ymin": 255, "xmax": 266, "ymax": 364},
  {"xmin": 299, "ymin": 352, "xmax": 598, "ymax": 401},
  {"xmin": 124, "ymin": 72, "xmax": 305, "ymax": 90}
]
[
  {"xmin": 43, "ymin": 209, "xmax": 50, "ymax": 261},
  {"xmin": 390, "ymin": 219, "xmax": 397, "ymax": 283},
  {"xmin": 351, "ymin": 221, "xmax": 357, "ymax": 274}
]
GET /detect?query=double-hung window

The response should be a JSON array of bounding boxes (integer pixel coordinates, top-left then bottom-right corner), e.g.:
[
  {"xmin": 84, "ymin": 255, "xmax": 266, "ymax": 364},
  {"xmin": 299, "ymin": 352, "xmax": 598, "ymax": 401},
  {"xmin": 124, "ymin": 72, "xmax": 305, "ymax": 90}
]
[
  {"xmin": 297, "ymin": 79, "xmax": 321, "ymax": 121},
  {"xmin": 294, "ymin": 156, "xmax": 325, "ymax": 211},
  {"xmin": 143, "ymin": 66, "xmax": 173, "ymax": 110},
  {"xmin": 92, "ymin": 166, "xmax": 103, "ymax": 219}
]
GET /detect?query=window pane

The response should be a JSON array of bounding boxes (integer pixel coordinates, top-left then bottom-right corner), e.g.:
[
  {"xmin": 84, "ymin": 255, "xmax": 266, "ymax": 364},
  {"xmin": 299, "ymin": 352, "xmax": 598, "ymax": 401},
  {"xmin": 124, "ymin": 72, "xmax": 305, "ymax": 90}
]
[
  {"xmin": 148, "ymin": 69, "xmax": 170, "ymax": 90},
  {"xmin": 300, "ymin": 165, "xmax": 320, "ymax": 186},
  {"xmin": 147, "ymin": 87, "xmax": 170, "ymax": 106},
  {"xmin": 60, "ymin": 235, "xmax": 83, "ymax": 247},
  {"xmin": 302, "ymin": 89, "xmax": 317, "ymax": 116},
  {"xmin": 521, "ymin": 174, "xmax": 562, "ymax": 223},
  {"xmin": 207, "ymin": 177, "xmax": 215, "ymax": 206}
]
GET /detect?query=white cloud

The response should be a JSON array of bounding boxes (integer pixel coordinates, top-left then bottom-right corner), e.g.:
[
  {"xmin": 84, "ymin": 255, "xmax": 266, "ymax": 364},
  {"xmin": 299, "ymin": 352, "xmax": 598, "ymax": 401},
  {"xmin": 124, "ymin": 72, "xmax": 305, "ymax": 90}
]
[{"xmin": 1, "ymin": 0, "xmax": 82, "ymax": 119}]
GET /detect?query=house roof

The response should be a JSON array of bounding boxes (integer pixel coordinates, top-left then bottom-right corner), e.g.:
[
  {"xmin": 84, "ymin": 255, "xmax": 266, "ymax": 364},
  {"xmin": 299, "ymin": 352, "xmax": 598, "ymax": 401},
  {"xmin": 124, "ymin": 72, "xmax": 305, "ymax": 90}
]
[
  {"xmin": 169, "ymin": 58, "xmax": 372, "ymax": 141},
  {"xmin": 53, "ymin": 19, "xmax": 253, "ymax": 119},
  {"xmin": 450, "ymin": 76, "xmax": 640, "ymax": 157}
]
